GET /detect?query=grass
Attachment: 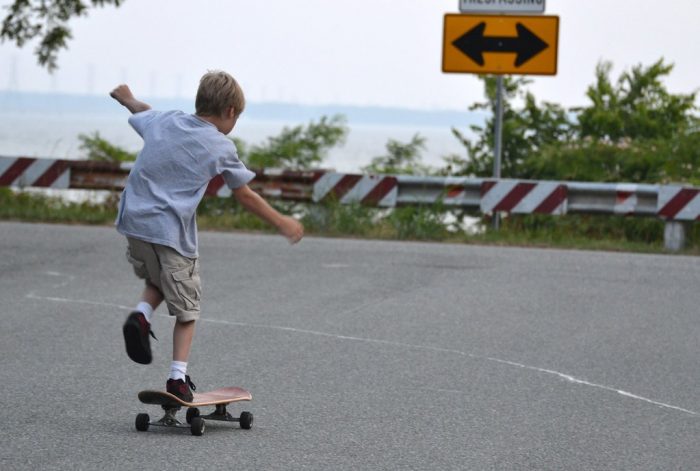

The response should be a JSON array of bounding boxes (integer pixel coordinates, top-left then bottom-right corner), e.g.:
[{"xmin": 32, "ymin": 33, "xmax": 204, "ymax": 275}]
[
  {"xmin": 0, "ymin": 188, "xmax": 116, "ymax": 225},
  {"xmin": 1, "ymin": 187, "xmax": 697, "ymax": 255}
]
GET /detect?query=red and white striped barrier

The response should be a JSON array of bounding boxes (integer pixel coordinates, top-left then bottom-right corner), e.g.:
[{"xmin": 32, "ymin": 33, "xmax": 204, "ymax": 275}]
[
  {"xmin": 614, "ymin": 184, "xmax": 640, "ymax": 215},
  {"xmin": 657, "ymin": 186, "xmax": 700, "ymax": 220},
  {"xmin": 205, "ymin": 169, "xmax": 325, "ymax": 201},
  {"xmin": 4, "ymin": 155, "xmax": 700, "ymax": 227},
  {"xmin": 313, "ymin": 173, "xmax": 398, "ymax": 207},
  {"xmin": 0, "ymin": 157, "xmax": 70, "ymax": 189},
  {"xmin": 480, "ymin": 180, "xmax": 567, "ymax": 215},
  {"xmin": 436, "ymin": 177, "xmax": 478, "ymax": 206}
]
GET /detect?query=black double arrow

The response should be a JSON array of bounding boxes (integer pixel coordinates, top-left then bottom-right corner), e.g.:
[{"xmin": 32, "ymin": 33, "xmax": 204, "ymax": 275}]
[{"xmin": 452, "ymin": 22, "xmax": 549, "ymax": 67}]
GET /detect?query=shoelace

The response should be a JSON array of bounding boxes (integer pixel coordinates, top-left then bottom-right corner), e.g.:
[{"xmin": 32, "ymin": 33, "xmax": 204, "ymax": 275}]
[
  {"xmin": 136, "ymin": 313, "xmax": 158, "ymax": 341},
  {"xmin": 185, "ymin": 375, "xmax": 197, "ymax": 392}
]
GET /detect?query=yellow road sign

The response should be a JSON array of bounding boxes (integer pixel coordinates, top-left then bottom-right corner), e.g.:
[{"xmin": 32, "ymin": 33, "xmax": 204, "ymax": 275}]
[{"xmin": 442, "ymin": 14, "xmax": 559, "ymax": 75}]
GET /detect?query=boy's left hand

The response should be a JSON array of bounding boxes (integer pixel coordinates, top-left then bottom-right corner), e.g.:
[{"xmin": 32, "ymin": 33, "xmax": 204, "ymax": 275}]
[{"xmin": 278, "ymin": 216, "xmax": 304, "ymax": 244}]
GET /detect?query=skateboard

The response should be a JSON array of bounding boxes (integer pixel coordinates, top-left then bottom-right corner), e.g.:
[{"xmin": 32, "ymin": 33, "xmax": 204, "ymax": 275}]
[{"xmin": 135, "ymin": 386, "xmax": 253, "ymax": 436}]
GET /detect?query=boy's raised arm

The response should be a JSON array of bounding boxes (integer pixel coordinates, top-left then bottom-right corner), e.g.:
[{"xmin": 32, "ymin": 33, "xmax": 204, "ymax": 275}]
[{"xmin": 110, "ymin": 84, "xmax": 152, "ymax": 114}]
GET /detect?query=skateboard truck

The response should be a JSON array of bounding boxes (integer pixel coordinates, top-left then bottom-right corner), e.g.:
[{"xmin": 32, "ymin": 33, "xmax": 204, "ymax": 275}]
[
  {"xmin": 136, "ymin": 406, "xmax": 252, "ymax": 436},
  {"xmin": 153, "ymin": 408, "xmax": 186, "ymax": 428},
  {"xmin": 136, "ymin": 409, "xmax": 206, "ymax": 435},
  {"xmin": 197, "ymin": 404, "xmax": 253, "ymax": 426}
]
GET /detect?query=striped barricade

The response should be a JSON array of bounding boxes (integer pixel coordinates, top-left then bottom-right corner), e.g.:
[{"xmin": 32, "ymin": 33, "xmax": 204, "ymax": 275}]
[
  {"xmin": 206, "ymin": 169, "xmax": 324, "ymax": 201},
  {"xmin": 480, "ymin": 180, "xmax": 567, "ymax": 215},
  {"xmin": 0, "ymin": 156, "xmax": 71, "ymax": 189},
  {"xmin": 313, "ymin": 173, "xmax": 398, "ymax": 207},
  {"xmin": 657, "ymin": 186, "xmax": 700, "ymax": 220},
  {"xmin": 614, "ymin": 183, "xmax": 640, "ymax": 215}
]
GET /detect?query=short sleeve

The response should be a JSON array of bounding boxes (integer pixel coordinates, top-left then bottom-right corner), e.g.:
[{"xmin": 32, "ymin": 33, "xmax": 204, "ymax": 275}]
[
  {"xmin": 128, "ymin": 110, "xmax": 160, "ymax": 137},
  {"xmin": 217, "ymin": 141, "xmax": 256, "ymax": 189}
]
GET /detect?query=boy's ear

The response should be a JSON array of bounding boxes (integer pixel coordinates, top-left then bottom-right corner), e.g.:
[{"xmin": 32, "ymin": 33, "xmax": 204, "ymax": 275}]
[{"xmin": 227, "ymin": 106, "xmax": 236, "ymax": 119}]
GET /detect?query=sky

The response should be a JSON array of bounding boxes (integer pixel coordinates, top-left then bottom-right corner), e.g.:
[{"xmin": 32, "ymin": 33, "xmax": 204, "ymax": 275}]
[{"xmin": 0, "ymin": 0, "xmax": 698, "ymax": 111}]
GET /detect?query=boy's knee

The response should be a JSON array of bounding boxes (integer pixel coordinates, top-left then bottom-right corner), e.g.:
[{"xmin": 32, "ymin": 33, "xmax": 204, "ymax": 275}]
[{"xmin": 145, "ymin": 280, "xmax": 162, "ymax": 294}]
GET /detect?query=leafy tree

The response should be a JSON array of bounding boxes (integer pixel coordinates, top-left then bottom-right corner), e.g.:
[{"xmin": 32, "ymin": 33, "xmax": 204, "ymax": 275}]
[
  {"xmin": 446, "ymin": 59, "xmax": 698, "ymax": 185},
  {"xmin": 524, "ymin": 59, "xmax": 699, "ymax": 183},
  {"xmin": 443, "ymin": 75, "xmax": 571, "ymax": 178},
  {"xmin": 79, "ymin": 131, "xmax": 135, "ymax": 162},
  {"xmin": 1, "ymin": 0, "xmax": 124, "ymax": 71},
  {"xmin": 241, "ymin": 115, "xmax": 348, "ymax": 170},
  {"xmin": 362, "ymin": 133, "xmax": 429, "ymax": 175},
  {"xmin": 576, "ymin": 59, "xmax": 697, "ymax": 143}
]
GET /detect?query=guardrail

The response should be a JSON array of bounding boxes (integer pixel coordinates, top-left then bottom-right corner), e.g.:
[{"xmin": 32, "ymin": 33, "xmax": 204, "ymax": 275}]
[{"xmin": 1, "ymin": 156, "xmax": 697, "ymax": 251}]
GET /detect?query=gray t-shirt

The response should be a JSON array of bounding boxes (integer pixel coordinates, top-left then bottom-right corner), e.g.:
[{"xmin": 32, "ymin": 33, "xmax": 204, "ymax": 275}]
[{"xmin": 116, "ymin": 110, "xmax": 255, "ymax": 257}]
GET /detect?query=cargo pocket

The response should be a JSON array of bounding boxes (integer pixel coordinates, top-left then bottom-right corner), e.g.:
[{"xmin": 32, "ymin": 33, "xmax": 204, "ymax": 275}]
[
  {"xmin": 126, "ymin": 248, "xmax": 148, "ymax": 279},
  {"xmin": 171, "ymin": 263, "xmax": 201, "ymax": 311}
]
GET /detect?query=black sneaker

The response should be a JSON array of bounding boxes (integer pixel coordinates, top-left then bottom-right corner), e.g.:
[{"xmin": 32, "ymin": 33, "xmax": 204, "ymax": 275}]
[
  {"xmin": 166, "ymin": 375, "xmax": 196, "ymax": 403},
  {"xmin": 122, "ymin": 311, "xmax": 156, "ymax": 364}
]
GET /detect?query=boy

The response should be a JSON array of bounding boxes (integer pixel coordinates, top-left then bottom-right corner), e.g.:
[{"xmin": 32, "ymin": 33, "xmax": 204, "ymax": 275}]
[{"xmin": 111, "ymin": 70, "xmax": 303, "ymax": 401}]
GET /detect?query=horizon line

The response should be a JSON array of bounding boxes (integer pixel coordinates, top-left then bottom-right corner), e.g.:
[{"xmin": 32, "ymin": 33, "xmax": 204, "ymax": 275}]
[{"xmin": 0, "ymin": 89, "xmax": 472, "ymax": 114}]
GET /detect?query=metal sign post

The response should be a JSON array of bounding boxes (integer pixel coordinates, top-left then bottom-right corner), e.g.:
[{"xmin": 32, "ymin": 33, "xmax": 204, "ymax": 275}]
[{"xmin": 493, "ymin": 75, "xmax": 504, "ymax": 229}]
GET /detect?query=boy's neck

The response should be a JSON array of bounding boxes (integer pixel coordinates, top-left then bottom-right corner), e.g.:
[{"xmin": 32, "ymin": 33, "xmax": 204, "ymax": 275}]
[{"xmin": 196, "ymin": 114, "xmax": 225, "ymax": 132}]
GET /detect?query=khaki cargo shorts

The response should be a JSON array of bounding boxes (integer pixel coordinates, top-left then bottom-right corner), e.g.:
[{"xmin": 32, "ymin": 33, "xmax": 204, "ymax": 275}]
[{"xmin": 125, "ymin": 237, "xmax": 201, "ymax": 322}]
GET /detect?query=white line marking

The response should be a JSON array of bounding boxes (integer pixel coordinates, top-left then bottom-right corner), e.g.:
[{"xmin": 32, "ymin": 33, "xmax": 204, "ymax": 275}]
[
  {"xmin": 26, "ymin": 293, "xmax": 131, "ymax": 311},
  {"xmin": 25, "ymin": 293, "xmax": 698, "ymax": 417},
  {"xmin": 34, "ymin": 271, "xmax": 77, "ymax": 290}
]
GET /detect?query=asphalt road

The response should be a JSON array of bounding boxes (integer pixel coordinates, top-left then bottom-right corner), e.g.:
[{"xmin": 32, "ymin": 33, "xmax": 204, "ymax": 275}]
[{"xmin": 1, "ymin": 221, "xmax": 698, "ymax": 470}]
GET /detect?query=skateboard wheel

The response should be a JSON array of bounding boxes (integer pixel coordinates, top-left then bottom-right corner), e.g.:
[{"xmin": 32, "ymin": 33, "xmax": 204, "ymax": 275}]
[
  {"xmin": 135, "ymin": 413, "xmax": 150, "ymax": 432},
  {"xmin": 190, "ymin": 417, "xmax": 205, "ymax": 436},
  {"xmin": 186, "ymin": 407, "xmax": 200, "ymax": 424},
  {"xmin": 239, "ymin": 411, "xmax": 253, "ymax": 430}
]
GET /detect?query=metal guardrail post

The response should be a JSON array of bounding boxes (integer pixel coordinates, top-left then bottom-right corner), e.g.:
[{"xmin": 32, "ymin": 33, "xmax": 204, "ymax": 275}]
[{"xmin": 664, "ymin": 221, "xmax": 687, "ymax": 252}]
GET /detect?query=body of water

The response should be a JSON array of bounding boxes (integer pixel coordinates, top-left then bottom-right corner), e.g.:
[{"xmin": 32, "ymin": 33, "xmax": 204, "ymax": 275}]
[{"xmin": 0, "ymin": 111, "xmax": 473, "ymax": 173}]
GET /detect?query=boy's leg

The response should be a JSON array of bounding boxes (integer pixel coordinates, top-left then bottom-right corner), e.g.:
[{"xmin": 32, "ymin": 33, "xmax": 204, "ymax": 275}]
[
  {"xmin": 153, "ymin": 245, "xmax": 201, "ymax": 401},
  {"xmin": 173, "ymin": 320, "xmax": 196, "ymax": 362},
  {"xmin": 137, "ymin": 283, "xmax": 164, "ymax": 323},
  {"xmin": 167, "ymin": 320, "xmax": 197, "ymax": 400},
  {"xmin": 124, "ymin": 238, "xmax": 165, "ymax": 364}
]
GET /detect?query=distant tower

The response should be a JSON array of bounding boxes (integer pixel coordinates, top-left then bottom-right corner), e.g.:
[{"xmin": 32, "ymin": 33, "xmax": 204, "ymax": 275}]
[
  {"xmin": 175, "ymin": 73, "xmax": 183, "ymax": 98},
  {"xmin": 149, "ymin": 71, "xmax": 157, "ymax": 98},
  {"xmin": 87, "ymin": 63, "xmax": 96, "ymax": 95},
  {"xmin": 7, "ymin": 55, "xmax": 19, "ymax": 91},
  {"xmin": 50, "ymin": 71, "xmax": 59, "ymax": 93}
]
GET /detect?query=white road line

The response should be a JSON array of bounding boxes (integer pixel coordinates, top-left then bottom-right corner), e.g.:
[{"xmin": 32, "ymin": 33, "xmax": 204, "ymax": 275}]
[
  {"xmin": 26, "ymin": 293, "xmax": 131, "ymax": 311},
  {"xmin": 26, "ymin": 292, "xmax": 699, "ymax": 417}
]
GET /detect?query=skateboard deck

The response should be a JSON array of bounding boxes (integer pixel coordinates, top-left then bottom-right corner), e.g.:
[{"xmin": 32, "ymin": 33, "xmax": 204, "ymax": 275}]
[
  {"xmin": 138, "ymin": 386, "xmax": 252, "ymax": 408},
  {"xmin": 135, "ymin": 386, "xmax": 253, "ymax": 436}
]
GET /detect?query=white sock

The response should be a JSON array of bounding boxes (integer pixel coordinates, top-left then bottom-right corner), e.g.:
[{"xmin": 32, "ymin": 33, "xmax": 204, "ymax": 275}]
[
  {"xmin": 169, "ymin": 361, "xmax": 187, "ymax": 381},
  {"xmin": 136, "ymin": 302, "xmax": 154, "ymax": 324}
]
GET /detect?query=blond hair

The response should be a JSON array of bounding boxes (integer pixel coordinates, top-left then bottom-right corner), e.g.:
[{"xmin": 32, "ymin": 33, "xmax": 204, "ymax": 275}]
[{"xmin": 195, "ymin": 70, "xmax": 245, "ymax": 117}]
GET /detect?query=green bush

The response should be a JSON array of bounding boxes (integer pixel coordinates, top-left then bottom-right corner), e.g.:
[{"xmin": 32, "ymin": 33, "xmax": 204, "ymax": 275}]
[{"xmin": 79, "ymin": 132, "xmax": 136, "ymax": 162}]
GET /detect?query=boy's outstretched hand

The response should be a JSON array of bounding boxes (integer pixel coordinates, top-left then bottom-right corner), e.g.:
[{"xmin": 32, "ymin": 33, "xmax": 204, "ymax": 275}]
[
  {"xmin": 278, "ymin": 216, "xmax": 304, "ymax": 244},
  {"xmin": 233, "ymin": 185, "xmax": 304, "ymax": 244},
  {"xmin": 110, "ymin": 84, "xmax": 134, "ymax": 105},
  {"xmin": 110, "ymin": 84, "xmax": 151, "ymax": 114}
]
